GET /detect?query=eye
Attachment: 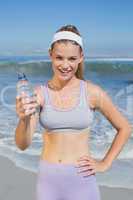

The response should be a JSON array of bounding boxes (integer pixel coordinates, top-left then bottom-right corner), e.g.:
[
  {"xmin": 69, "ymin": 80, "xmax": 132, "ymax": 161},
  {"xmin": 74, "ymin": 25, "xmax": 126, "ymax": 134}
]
[
  {"xmin": 69, "ymin": 57, "xmax": 77, "ymax": 61},
  {"xmin": 56, "ymin": 56, "xmax": 63, "ymax": 60}
]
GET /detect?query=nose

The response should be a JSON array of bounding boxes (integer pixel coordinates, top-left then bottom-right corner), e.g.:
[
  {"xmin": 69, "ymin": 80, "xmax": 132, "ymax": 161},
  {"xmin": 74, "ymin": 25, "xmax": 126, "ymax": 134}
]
[{"xmin": 62, "ymin": 60, "xmax": 70, "ymax": 69}]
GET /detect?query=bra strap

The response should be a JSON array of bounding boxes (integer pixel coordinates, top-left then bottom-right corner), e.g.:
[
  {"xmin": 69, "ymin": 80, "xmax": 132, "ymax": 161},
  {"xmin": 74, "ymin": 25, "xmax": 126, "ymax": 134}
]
[
  {"xmin": 43, "ymin": 81, "xmax": 51, "ymax": 106},
  {"xmin": 79, "ymin": 80, "xmax": 87, "ymax": 107}
]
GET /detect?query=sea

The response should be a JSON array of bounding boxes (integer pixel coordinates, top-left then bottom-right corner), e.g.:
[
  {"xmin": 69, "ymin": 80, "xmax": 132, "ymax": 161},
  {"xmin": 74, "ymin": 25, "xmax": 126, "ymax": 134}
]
[{"xmin": 0, "ymin": 55, "xmax": 133, "ymax": 189}]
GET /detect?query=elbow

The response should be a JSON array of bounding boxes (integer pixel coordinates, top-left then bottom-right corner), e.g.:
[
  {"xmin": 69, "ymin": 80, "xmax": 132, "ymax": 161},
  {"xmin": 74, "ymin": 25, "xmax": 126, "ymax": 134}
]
[
  {"xmin": 125, "ymin": 120, "xmax": 132, "ymax": 134},
  {"xmin": 15, "ymin": 131, "xmax": 32, "ymax": 151},
  {"xmin": 15, "ymin": 140, "xmax": 31, "ymax": 151},
  {"xmin": 120, "ymin": 122, "xmax": 132, "ymax": 137},
  {"xmin": 15, "ymin": 143, "xmax": 29, "ymax": 151}
]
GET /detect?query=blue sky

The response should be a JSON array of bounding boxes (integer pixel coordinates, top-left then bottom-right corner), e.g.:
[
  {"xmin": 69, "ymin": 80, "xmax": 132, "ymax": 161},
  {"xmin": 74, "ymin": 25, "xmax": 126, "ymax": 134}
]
[{"xmin": 0, "ymin": 0, "xmax": 133, "ymax": 57}]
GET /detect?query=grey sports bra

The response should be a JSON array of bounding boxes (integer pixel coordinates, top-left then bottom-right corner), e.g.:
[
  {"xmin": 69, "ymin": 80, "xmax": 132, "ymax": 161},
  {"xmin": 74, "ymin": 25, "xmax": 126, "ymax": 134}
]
[{"xmin": 39, "ymin": 79, "xmax": 94, "ymax": 133}]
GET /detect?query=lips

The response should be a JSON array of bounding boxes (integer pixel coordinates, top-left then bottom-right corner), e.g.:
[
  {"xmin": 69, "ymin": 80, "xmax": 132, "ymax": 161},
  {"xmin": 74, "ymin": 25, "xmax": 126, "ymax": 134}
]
[{"xmin": 58, "ymin": 69, "xmax": 72, "ymax": 74}]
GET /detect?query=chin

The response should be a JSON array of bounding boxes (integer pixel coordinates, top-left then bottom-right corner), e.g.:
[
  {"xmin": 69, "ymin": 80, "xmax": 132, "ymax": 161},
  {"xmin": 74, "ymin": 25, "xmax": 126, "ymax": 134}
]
[{"xmin": 59, "ymin": 74, "xmax": 73, "ymax": 81}]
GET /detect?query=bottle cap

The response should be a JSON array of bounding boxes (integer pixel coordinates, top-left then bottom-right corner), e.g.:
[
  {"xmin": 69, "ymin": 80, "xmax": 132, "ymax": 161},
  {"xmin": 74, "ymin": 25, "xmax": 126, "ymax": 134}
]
[{"xmin": 17, "ymin": 72, "xmax": 28, "ymax": 81}]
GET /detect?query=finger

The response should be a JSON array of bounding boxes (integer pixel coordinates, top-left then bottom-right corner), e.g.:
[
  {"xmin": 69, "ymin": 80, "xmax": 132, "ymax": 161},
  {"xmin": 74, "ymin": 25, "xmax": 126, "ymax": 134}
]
[
  {"xmin": 16, "ymin": 96, "xmax": 22, "ymax": 104},
  {"xmin": 16, "ymin": 111, "xmax": 25, "ymax": 119},
  {"xmin": 23, "ymin": 103, "xmax": 38, "ymax": 111},
  {"xmin": 21, "ymin": 97, "xmax": 30, "ymax": 104},
  {"xmin": 21, "ymin": 96, "xmax": 37, "ymax": 105},
  {"xmin": 18, "ymin": 107, "xmax": 24, "ymax": 113},
  {"xmin": 80, "ymin": 159, "xmax": 95, "ymax": 166},
  {"xmin": 21, "ymin": 92, "xmax": 30, "ymax": 97},
  {"xmin": 82, "ymin": 170, "xmax": 96, "ymax": 177},
  {"xmin": 16, "ymin": 95, "xmax": 21, "ymax": 100},
  {"xmin": 23, "ymin": 97, "xmax": 31, "ymax": 104},
  {"xmin": 77, "ymin": 167, "xmax": 91, "ymax": 174},
  {"xmin": 77, "ymin": 164, "xmax": 94, "ymax": 171},
  {"xmin": 77, "ymin": 163, "xmax": 95, "ymax": 172},
  {"xmin": 77, "ymin": 158, "xmax": 89, "ymax": 162},
  {"xmin": 28, "ymin": 95, "xmax": 37, "ymax": 103},
  {"xmin": 16, "ymin": 103, "xmax": 21, "ymax": 111},
  {"xmin": 25, "ymin": 108, "xmax": 36, "ymax": 116},
  {"xmin": 77, "ymin": 159, "xmax": 93, "ymax": 166},
  {"xmin": 16, "ymin": 101, "xmax": 25, "ymax": 111},
  {"xmin": 75, "ymin": 161, "xmax": 90, "ymax": 168},
  {"xmin": 17, "ymin": 93, "xmax": 28, "ymax": 103},
  {"xmin": 20, "ymin": 107, "xmax": 25, "ymax": 113}
]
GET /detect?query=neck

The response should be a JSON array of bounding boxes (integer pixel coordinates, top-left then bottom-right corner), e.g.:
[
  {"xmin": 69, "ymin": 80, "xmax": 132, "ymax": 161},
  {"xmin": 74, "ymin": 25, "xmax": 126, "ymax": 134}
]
[{"xmin": 50, "ymin": 76, "xmax": 79, "ymax": 89}]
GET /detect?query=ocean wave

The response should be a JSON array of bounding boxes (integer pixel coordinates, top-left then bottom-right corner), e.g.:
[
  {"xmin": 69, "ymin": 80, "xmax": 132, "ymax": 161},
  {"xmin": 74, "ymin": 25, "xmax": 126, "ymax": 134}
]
[
  {"xmin": 86, "ymin": 62, "xmax": 133, "ymax": 73},
  {"xmin": 0, "ymin": 60, "xmax": 133, "ymax": 74}
]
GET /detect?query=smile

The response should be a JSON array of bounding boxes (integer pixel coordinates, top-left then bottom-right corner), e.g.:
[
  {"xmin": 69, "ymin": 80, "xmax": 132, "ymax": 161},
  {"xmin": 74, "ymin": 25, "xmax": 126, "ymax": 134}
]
[{"xmin": 58, "ymin": 69, "xmax": 72, "ymax": 74}]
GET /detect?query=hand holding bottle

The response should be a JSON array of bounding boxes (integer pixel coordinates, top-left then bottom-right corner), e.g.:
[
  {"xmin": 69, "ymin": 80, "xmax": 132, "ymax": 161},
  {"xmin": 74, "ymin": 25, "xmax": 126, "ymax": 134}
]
[{"xmin": 16, "ymin": 94, "xmax": 39, "ymax": 119}]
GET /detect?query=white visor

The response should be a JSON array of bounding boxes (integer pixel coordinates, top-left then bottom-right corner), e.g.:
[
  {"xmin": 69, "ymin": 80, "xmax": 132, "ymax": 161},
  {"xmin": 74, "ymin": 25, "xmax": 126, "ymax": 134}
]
[{"xmin": 51, "ymin": 31, "xmax": 83, "ymax": 48}]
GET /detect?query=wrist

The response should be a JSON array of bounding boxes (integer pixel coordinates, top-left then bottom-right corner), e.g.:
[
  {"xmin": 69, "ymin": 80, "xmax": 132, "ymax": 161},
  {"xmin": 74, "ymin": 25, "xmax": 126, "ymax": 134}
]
[
  {"xmin": 20, "ymin": 115, "xmax": 31, "ymax": 122},
  {"xmin": 101, "ymin": 158, "xmax": 112, "ymax": 169}
]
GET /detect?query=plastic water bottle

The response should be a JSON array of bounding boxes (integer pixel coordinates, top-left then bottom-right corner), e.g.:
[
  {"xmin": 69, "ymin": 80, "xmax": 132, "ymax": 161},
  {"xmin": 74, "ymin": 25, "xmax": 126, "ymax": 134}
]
[{"xmin": 16, "ymin": 72, "xmax": 39, "ymax": 113}]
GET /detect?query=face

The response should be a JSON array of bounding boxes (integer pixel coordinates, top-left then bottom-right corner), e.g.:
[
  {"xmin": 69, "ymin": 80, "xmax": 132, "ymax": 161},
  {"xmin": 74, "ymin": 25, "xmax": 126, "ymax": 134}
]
[{"xmin": 49, "ymin": 42, "xmax": 83, "ymax": 81}]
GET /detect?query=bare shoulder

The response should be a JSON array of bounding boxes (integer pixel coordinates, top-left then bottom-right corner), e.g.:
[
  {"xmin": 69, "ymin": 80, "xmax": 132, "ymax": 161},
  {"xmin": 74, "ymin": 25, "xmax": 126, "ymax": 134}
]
[
  {"xmin": 85, "ymin": 80, "xmax": 108, "ymax": 110},
  {"xmin": 85, "ymin": 80, "xmax": 102, "ymax": 92},
  {"xmin": 85, "ymin": 80, "xmax": 131, "ymax": 130}
]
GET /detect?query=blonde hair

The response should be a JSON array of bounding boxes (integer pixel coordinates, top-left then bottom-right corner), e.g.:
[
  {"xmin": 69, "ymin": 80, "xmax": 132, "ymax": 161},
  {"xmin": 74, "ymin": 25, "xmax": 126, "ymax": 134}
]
[{"xmin": 50, "ymin": 25, "xmax": 85, "ymax": 80}]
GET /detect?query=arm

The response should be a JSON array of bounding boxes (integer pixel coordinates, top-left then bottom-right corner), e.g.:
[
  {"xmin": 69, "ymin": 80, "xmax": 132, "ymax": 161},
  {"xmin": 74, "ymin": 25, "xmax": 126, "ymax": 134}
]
[
  {"xmin": 15, "ymin": 112, "xmax": 39, "ymax": 151},
  {"xmin": 15, "ymin": 85, "xmax": 44, "ymax": 150},
  {"xmin": 89, "ymin": 83, "xmax": 132, "ymax": 168}
]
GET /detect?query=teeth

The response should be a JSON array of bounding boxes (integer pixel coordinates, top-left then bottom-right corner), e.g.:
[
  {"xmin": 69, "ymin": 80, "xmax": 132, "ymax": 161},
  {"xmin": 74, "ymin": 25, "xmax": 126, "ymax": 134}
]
[{"xmin": 59, "ymin": 69, "xmax": 71, "ymax": 73}]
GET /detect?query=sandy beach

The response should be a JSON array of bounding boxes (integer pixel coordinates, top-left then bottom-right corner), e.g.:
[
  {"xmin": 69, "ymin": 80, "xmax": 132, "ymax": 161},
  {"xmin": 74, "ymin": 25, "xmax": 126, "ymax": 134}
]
[
  {"xmin": 0, "ymin": 156, "xmax": 37, "ymax": 200},
  {"xmin": 0, "ymin": 155, "xmax": 133, "ymax": 200}
]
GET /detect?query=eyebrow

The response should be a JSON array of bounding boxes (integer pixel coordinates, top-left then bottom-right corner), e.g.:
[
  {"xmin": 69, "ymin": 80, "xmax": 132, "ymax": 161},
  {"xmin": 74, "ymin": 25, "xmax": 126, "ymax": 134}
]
[{"xmin": 55, "ymin": 54, "xmax": 78, "ymax": 58}]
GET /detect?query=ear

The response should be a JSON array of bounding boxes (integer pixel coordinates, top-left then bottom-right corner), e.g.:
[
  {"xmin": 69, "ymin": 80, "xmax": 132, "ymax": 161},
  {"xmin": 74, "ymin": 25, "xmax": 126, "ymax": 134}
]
[
  {"xmin": 79, "ymin": 51, "xmax": 84, "ymax": 63},
  {"xmin": 49, "ymin": 48, "xmax": 52, "ymax": 58}
]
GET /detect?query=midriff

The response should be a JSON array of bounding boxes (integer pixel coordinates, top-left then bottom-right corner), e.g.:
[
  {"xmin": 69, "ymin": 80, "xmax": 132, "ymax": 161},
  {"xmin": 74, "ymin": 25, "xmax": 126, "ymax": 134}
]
[{"xmin": 40, "ymin": 129, "xmax": 91, "ymax": 165}]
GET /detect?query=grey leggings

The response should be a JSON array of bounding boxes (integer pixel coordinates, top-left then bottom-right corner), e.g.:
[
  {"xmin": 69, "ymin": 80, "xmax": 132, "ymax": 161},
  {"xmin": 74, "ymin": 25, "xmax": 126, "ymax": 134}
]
[{"xmin": 36, "ymin": 159, "xmax": 101, "ymax": 200}]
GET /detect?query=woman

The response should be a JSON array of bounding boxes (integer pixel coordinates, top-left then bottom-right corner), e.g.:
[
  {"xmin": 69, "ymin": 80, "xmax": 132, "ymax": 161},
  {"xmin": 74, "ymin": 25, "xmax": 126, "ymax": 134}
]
[{"xmin": 15, "ymin": 25, "xmax": 132, "ymax": 200}]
